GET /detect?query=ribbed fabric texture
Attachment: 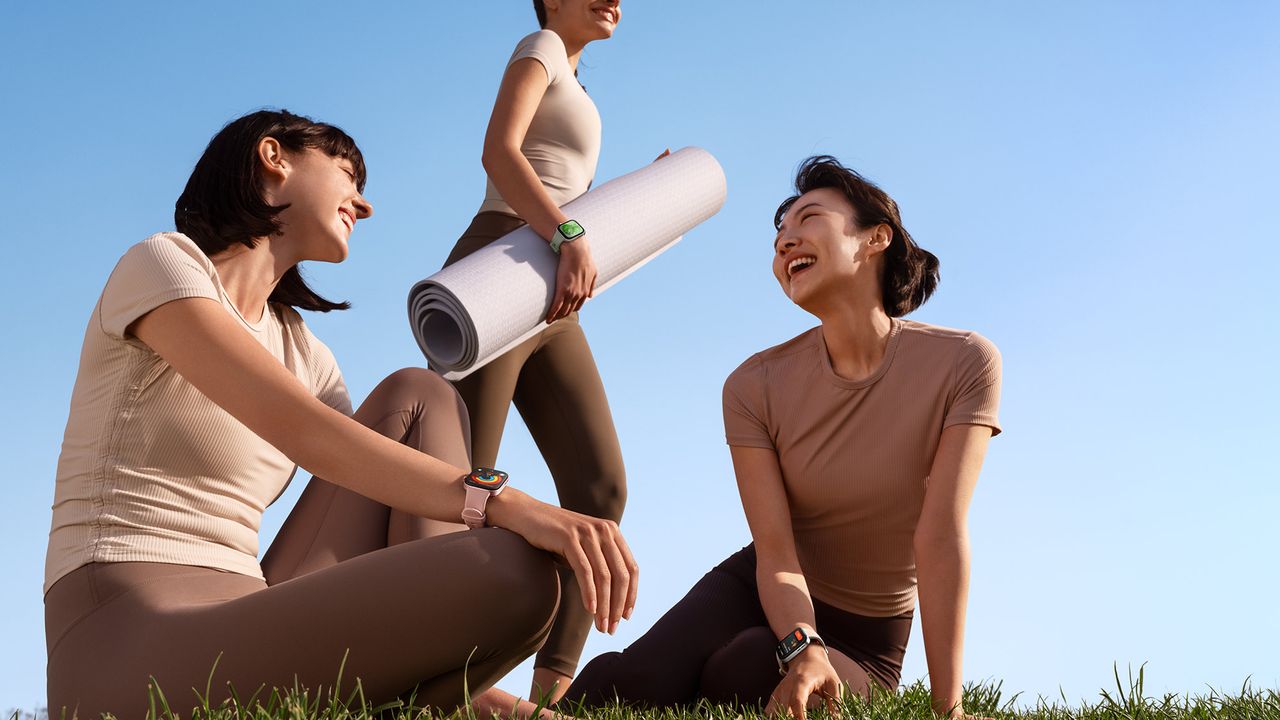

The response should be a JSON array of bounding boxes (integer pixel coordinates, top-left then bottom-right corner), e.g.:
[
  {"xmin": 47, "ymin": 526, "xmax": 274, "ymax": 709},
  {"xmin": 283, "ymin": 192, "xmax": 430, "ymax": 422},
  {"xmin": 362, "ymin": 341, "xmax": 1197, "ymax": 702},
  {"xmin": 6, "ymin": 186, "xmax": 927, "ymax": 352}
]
[
  {"xmin": 478, "ymin": 29, "xmax": 602, "ymax": 216},
  {"xmin": 722, "ymin": 319, "xmax": 1002, "ymax": 617},
  {"xmin": 44, "ymin": 233, "xmax": 352, "ymax": 594}
]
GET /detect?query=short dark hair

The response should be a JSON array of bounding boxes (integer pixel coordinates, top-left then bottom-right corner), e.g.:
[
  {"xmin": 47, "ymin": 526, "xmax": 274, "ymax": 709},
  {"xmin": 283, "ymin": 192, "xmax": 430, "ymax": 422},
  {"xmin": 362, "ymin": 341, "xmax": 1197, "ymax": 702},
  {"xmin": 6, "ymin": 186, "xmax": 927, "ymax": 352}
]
[
  {"xmin": 774, "ymin": 156, "xmax": 939, "ymax": 317},
  {"xmin": 533, "ymin": 0, "xmax": 547, "ymax": 27},
  {"xmin": 174, "ymin": 109, "xmax": 367, "ymax": 312}
]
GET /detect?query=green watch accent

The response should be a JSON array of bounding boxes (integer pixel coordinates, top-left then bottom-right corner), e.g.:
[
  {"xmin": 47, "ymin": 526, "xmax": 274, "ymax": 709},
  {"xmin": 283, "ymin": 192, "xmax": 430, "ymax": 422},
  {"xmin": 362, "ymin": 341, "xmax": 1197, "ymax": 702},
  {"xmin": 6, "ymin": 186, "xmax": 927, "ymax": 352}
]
[{"xmin": 551, "ymin": 219, "xmax": 586, "ymax": 254}]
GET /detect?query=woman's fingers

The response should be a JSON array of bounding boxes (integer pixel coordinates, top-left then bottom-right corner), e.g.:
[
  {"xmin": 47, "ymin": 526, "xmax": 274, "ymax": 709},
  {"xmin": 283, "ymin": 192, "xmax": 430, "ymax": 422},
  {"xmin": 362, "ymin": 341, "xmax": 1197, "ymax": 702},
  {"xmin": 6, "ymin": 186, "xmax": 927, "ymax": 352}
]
[
  {"xmin": 599, "ymin": 522, "xmax": 632, "ymax": 632},
  {"xmin": 562, "ymin": 539, "xmax": 597, "ymax": 617},
  {"xmin": 822, "ymin": 677, "xmax": 843, "ymax": 719},
  {"xmin": 789, "ymin": 682, "xmax": 810, "ymax": 720},
  {"xmin": 616, "ymin": 529, "xmax": 639, "ymax": 619},
  {"xmin": 546, "ymin": 288, "xmax": 566, "ymax": 324},
  {"xmin": 580, "ymin": 524, "xmax": 613, "ymax": 632}
]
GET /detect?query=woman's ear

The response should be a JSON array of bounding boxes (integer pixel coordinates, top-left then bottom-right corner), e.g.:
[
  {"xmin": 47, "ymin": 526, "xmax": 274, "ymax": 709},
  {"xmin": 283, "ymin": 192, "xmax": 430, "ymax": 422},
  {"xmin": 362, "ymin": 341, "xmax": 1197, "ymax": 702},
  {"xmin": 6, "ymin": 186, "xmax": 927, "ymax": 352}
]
[
  {"xmin": 257, "ymin": 137, "xmax": 288, "ymax": 184},
  {"xmin": 865, "ymin": 223, "xmax": 893, "ymax": 257}
]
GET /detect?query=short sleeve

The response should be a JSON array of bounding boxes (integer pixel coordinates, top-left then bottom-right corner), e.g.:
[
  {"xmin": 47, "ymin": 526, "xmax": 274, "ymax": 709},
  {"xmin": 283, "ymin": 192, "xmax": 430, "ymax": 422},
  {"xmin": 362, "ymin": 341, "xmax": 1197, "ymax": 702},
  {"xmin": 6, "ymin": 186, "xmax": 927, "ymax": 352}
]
[
  {"xmin": 507, "ymin": 30, "xmax": 563, "ymax": 86},
  {"xmin": 308, "ymin": 335, "xmax": 353, "ymax": 416},
  {"xmin": 943, "ymin": 332, "xmax": 1003, "ymax": 436},
  {"xmin": 722, "ymin": 357, "xmax": 774, "ymax": 449},
  {"xmin": 99, "ymin": 233, "xmax": 220, "ymax": 340},
  {"xmin": 284, "ymin": 310, "xmax": 353, "ymax": 416}
]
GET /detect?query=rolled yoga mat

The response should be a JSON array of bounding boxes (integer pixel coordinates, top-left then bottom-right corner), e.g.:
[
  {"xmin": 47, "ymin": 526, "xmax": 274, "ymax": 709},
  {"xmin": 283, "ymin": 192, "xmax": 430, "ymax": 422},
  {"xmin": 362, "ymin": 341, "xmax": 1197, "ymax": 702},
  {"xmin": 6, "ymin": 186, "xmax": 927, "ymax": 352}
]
[{"xmin": 408, "ymin": 146, "xmax": 727, "ymax": 380}]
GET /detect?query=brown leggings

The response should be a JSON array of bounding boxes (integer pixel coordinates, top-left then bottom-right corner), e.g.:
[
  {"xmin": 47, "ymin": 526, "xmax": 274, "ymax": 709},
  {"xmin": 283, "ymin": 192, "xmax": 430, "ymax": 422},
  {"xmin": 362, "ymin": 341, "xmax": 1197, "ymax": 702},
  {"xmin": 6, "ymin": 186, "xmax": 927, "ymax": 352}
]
[
  {"xmin": 443, "ymin": 212, "xmax": 627, "ymax": 676},
  {"xmin": 562, "ymin": 544, "xmax": 912, "ymax": 709},
  {"xmin": 44, "ymin": 368, "xmax": 561, "ymax": 719}
]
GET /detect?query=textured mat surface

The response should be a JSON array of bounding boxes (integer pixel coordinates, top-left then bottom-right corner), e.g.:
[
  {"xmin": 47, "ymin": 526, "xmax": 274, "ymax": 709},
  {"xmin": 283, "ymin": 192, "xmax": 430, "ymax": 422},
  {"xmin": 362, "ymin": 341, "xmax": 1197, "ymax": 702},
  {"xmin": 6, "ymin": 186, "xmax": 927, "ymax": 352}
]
[{"xmin": 408, "ymin": 147, "xmax": 727, "ymax": 379}]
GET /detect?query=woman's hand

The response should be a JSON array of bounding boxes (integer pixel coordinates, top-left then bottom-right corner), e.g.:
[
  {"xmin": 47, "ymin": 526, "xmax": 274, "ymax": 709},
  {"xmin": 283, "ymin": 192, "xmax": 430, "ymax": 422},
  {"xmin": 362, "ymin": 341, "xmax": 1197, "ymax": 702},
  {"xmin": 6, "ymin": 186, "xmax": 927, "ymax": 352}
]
[
  {"xmin": 488, "ymin": 489, "xmax": 637, "ymax": 634},
  {"xmin": 765, "ymin": 648, "xmax": 843, "ymax": 719},
  {"xmin": 546, "ymin": 238, "xmax": 598, "ymax": 323}
]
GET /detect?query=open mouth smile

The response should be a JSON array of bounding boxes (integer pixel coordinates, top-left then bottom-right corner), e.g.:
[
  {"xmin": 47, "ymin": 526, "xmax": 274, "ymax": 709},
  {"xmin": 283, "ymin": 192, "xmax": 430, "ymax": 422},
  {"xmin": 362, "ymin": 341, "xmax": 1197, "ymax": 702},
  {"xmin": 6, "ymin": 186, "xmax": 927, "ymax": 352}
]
[{"xmin": 787, "ymin": 255, "xmax": 816, "ymax": 279}]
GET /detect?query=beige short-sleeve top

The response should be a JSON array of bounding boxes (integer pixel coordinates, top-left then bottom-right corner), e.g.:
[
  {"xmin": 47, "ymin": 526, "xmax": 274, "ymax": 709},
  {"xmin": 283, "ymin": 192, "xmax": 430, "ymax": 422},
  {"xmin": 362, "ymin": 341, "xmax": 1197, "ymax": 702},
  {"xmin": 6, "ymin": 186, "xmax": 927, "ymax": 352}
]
[
  {"xmin": 44, "ymin": 233, "xmax": 352, "ymax": 593},
  {"xmin": 722, "ymin": 319, "xmax": 1002, "ymax": 617},
  {"xmin": 479, "ymin": 29, "xmax": 603, "ymax": 216}
]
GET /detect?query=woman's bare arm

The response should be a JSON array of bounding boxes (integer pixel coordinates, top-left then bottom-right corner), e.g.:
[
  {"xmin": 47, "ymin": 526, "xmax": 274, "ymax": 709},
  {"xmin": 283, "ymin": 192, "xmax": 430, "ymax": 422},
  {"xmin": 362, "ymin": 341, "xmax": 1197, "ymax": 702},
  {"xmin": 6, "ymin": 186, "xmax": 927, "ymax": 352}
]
[
  {"xmin": 481, "ymin": 58, "xmax": 569, "ymax": 241},
  {"xmin": 131, "ymin": 296, "xmax": 638, "ymax": 631},
  {"xmin": 481, "ymin": 58, "xmax": 597, "ymax": 322},
  {"xmin": 914, "ymin": 423, "xmax": 993, "ymax": 718},
  {"xmin": 731, "ymin": 445, "xmax": 841, "ymax": 718},
  {"xmin": 133, "ymin": 296, "xmax": 471, "ymax": 520}
]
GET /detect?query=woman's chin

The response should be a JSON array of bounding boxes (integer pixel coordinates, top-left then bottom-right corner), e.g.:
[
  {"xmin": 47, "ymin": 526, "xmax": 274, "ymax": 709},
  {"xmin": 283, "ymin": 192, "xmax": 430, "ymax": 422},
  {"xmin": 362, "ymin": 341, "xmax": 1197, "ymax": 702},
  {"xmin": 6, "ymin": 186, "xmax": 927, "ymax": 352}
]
[{"xmin": 311, "ymin": 242, "xmax": 349, "ymax": 264}]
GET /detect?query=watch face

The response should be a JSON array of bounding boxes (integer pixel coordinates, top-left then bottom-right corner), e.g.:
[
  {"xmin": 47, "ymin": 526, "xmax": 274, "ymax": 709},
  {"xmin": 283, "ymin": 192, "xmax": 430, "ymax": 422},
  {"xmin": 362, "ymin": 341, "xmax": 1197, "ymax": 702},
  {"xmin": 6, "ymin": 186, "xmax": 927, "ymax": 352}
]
[
  {"xmin": 466, "ymin": 467, "xmax": 509, "ymax": 492},
  {"xmin": 558, "ymin": 220, "xmax": 585, "ymax": 239},
  {"xmin": 777, "ymin": 628, "xmax": 808, "ymax": 661}
]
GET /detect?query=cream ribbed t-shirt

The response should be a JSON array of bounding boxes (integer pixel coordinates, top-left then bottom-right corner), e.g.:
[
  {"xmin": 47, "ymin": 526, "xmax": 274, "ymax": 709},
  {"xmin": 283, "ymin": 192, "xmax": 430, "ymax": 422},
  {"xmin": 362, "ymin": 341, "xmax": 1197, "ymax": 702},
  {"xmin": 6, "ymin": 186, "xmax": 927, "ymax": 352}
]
[
  {"xmin": 722, "ymin": 319, "xmax": 1002, "ymax": 617},
  {"xmin": 44, "ymin": 233, "xmax": 352, "ymax": 594},
  {"xmin": 479, "ymin": 29, "xmax": 602, "ymax": 216}
]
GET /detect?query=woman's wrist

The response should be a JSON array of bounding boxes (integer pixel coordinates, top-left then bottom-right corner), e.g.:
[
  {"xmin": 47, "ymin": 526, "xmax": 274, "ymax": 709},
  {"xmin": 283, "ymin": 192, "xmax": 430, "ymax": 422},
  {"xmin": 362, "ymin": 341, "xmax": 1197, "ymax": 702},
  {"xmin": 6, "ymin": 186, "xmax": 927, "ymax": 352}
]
[
  {"xmin": 794, "ymin": 643, "xmax": 829, "ymax": 666},
  {"xmin": 484, "ymin": 486, "xmax": 538, "ymax": 531}
]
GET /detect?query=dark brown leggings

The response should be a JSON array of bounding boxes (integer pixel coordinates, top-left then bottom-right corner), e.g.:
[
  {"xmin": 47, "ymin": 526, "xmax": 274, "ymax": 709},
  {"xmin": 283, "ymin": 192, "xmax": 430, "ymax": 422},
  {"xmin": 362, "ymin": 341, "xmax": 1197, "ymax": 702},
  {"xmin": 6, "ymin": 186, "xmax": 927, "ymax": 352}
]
[
  {"xmin": 562, "ymin": 544, "xmax": 912, "ymax": 709},
  {"xmin": 44, "ymin": 368, "xmax": 561, "ymax": 719},
  {"xmin": 443, "ymin": 212, "xmax": 627, "ymax": 676}
]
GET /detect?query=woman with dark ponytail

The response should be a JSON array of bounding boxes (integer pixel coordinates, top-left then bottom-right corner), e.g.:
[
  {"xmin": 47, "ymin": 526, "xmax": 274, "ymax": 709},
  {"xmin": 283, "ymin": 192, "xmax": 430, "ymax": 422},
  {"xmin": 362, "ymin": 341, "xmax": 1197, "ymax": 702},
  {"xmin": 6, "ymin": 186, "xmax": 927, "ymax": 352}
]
[{"xmin": 565, "ymin": 156, "xmax": 1001, "ymax": 720}]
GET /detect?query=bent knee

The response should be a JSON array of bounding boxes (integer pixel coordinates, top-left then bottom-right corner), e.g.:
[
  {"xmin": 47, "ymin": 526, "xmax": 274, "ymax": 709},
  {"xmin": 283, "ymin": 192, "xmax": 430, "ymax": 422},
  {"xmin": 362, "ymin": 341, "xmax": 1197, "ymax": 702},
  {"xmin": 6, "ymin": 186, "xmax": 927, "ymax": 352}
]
[
  {"xmin": 699, "ymin": 626, "xmax": 777, "ymax": 706},
  {"xmin": 565, "ymin": 470, "xmax": 627, "ymax": 522},
  {"xmin": 381, "ymin": 366, "xmax": 460, "ymax": 403},
  {"xmin": 473, "ymin": 529, "xmax": 560, "ymax": 629}
]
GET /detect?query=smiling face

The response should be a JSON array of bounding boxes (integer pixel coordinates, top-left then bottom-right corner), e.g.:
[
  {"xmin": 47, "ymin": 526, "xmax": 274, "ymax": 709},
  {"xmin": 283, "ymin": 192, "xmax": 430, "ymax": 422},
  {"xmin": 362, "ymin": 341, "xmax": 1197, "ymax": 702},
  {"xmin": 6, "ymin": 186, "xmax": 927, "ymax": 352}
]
[
  {"xmin": 772, "ymin": 187, "xmax": 889, "ymax": 313},
  {"xmin": 545, "ymin": 0, "xmax": 621, "ymax": 43},
  {"xmin": 267, "ymin": 145, "xmax": 373, "ymax": 264}
]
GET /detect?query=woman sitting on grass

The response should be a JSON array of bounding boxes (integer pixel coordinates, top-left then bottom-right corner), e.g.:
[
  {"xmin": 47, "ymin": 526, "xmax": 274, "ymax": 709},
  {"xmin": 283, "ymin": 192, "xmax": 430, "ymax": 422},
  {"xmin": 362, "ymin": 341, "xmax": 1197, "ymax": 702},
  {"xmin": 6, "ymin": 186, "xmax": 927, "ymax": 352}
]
[
  {"xmin": 43, "ymin": 109, "xmax": 637, "ymax": 720},
  {"xmin": 564, "ymin": 156, "xmax": 1001, "ymax": 719}
]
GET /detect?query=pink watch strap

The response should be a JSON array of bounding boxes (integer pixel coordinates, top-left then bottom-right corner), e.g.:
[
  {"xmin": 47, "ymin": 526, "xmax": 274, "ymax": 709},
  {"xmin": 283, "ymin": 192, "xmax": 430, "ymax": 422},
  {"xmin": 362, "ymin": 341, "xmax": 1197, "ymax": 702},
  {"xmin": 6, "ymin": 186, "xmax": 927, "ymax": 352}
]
[{"xmin": 462, "ymin": 483, "xmax": 495, "ymax": 529}]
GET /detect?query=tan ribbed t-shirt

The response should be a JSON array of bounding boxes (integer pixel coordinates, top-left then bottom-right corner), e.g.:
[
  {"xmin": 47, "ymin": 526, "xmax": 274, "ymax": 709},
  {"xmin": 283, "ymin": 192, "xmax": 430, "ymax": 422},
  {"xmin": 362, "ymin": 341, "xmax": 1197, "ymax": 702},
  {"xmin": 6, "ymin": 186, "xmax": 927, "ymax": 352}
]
[
  {"xmin": 44, "ymin": 233, "xmax": 352, "ymax": 594},
  {"xmin": 722, "ymin": 319, "xmax": 1002, "ymax": 617},
  {"xmin": 479, "ymin": 29, "xmax": 602, "ymax": 216}
]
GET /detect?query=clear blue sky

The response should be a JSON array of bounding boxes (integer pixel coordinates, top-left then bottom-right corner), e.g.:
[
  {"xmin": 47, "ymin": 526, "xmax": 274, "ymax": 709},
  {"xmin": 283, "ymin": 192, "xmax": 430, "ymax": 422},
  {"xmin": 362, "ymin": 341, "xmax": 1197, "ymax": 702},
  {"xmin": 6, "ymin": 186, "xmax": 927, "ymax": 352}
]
[{"xmin": 2, "ymin": 1, "xmax": 1277, "ymax": 713}]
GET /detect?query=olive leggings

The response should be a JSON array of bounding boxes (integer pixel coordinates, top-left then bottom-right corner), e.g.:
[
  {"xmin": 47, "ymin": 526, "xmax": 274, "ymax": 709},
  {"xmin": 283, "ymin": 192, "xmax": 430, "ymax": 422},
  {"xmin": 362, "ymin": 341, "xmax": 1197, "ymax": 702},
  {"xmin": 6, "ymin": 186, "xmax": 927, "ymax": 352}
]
[
  {"xmin": 442, "ymin": 212, "xmax": 628, "ymax": 677},
  {"xmin": 44, "ymin": 369, "xmax": 561, "ymax": 719}
]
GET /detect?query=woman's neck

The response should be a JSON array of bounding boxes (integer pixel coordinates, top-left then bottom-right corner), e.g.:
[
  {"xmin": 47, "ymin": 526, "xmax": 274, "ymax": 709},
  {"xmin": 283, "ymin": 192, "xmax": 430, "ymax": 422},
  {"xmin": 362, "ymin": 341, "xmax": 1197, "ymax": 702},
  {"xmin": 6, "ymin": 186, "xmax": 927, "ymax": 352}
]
[
  {"xmin": 545, "ymin": 26, "xmax": 585, "ymax": 71},
  {"xmin": 818, "ymin": 298, "xmax": 895, "ymax": 382},
  {"xmin": 209, "ymin": 238, "xmax": 290, "ymax": 323}
]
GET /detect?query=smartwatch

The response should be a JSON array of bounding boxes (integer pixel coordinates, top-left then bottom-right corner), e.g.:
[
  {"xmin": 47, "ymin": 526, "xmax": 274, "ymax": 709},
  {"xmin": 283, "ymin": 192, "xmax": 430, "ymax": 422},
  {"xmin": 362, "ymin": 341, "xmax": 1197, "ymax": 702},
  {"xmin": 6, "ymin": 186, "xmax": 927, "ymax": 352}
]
[
  {"xmin": 461, "ymin": 467, "xmax": 510, "ymax": 529},
  {"xmin": 550, "ymin": 219, "xmax": 586, "ymax": 254},
  {"xmin": 775, "ymin": 626, "xmax": 827, "ymax": 675}
]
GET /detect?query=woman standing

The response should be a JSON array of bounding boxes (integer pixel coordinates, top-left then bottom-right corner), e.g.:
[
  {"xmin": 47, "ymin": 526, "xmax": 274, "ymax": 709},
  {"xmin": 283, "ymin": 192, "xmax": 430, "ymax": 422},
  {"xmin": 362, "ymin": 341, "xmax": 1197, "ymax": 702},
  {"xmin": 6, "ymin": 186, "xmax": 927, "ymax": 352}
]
[
  {"xmin": 565, "ymin": 156, "xmax": 1001, "ymax": 719},
  {"xmin": 43, "ymin": 109, "xmax": 636, "ymax": 719},
  {"xmin": 443, "ymin": 0, "xmax": 643, "ymax": 702}
]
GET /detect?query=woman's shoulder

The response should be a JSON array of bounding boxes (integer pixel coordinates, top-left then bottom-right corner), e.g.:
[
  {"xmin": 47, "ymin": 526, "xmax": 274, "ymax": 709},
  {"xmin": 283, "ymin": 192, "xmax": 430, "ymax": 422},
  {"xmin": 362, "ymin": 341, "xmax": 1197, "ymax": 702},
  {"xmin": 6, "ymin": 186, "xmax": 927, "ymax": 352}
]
[
  {"xmin": 508, "ymin": 29, "xmax": 568, "ymax": 81},
  {"xmin": 122, "ymin": 231, "xmax": 215, "ymax": 273},
  {"xmin": 725, "ymin": 327, "xmax": 823, "ymax": 386},
  {"xmin": 899, "ymin": 318, "xmax": 998, "ymax": 353},
  {"xmin": 897, "ymin": 318, "xmax": 1001, "ymax": 378},
  {"xmin": 515, "ymin": 28, "xmax": 566, "ymax": 53}
]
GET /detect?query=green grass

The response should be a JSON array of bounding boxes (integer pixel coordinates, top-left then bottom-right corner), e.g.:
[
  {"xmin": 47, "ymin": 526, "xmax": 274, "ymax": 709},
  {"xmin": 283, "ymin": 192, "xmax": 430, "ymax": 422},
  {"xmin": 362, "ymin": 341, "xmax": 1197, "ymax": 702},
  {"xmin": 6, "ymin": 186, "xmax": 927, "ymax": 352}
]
[{"xmin": 11, "ymin": 667, "xmax": 1280, "ymax": 720}]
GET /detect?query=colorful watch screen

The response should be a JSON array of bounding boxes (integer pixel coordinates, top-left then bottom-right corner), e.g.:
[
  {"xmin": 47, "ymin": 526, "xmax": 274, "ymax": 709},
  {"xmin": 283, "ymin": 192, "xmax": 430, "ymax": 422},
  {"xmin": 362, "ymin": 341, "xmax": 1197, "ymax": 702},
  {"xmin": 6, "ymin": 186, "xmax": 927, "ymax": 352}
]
[
  {"xmin": 465, "ymin": 467, "xmax": 509, "ymax": 492},
  {"xmin": 777, "ymin": 628, "xmax": 807, "ymax": 662},
  {"xmin": 558, "ymin": 220, "xmax": 585, "ymax": 239}
]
